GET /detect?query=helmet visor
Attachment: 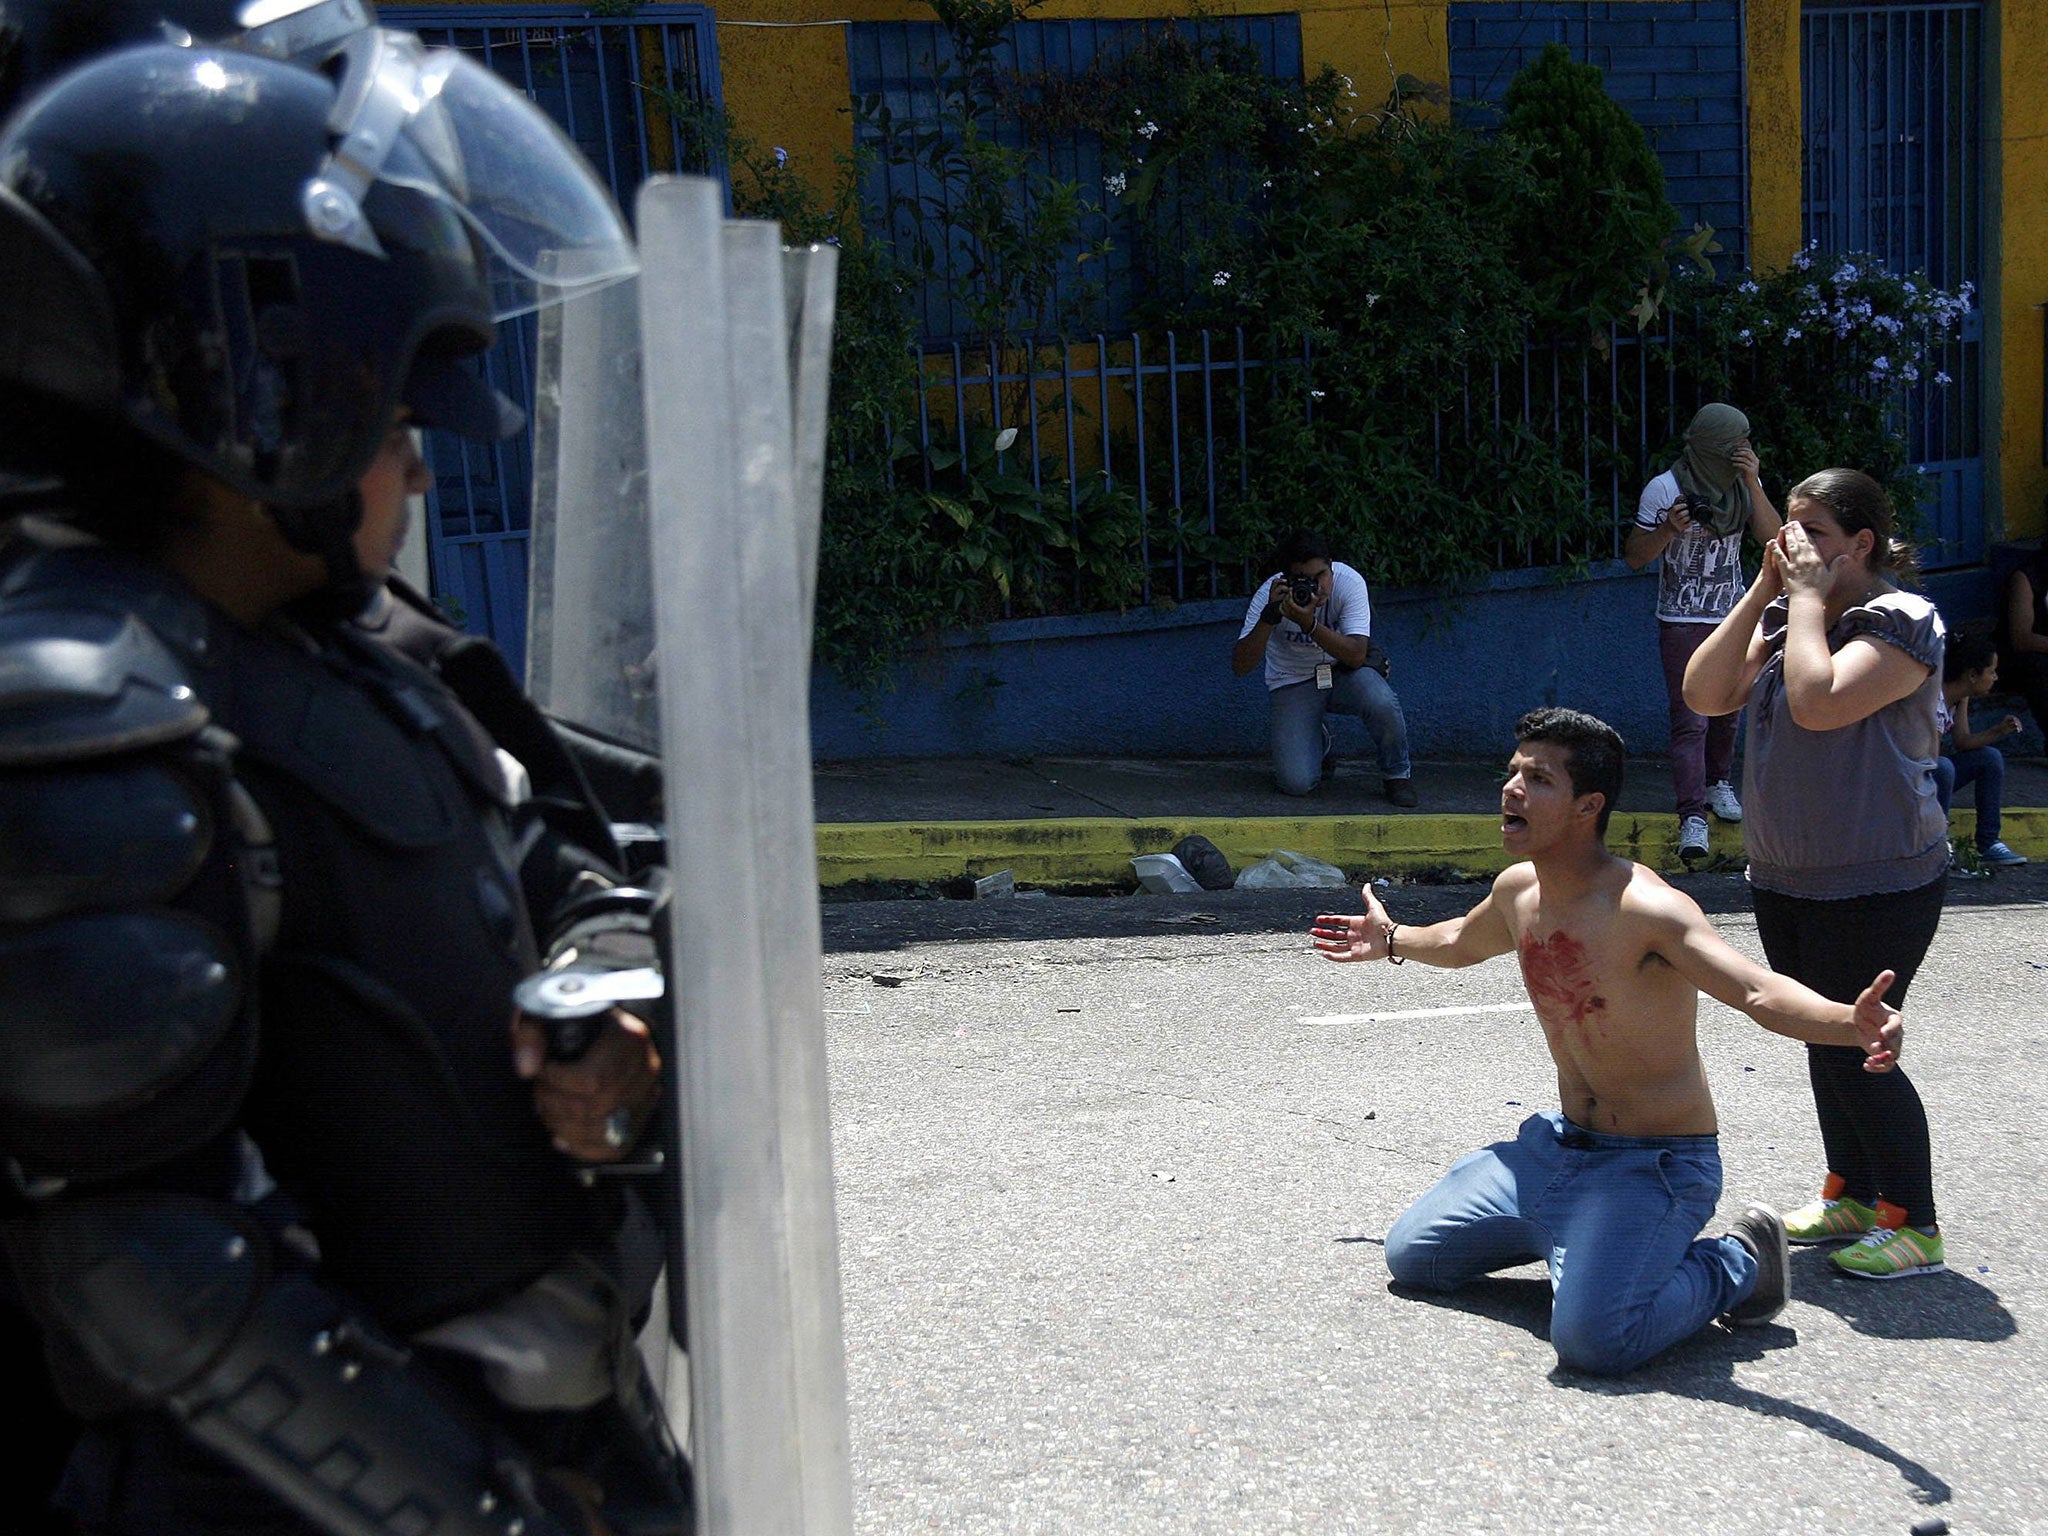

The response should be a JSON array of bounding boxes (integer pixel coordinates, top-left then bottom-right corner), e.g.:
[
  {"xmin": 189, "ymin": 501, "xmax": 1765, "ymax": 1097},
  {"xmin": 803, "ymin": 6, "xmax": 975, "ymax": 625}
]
[{"xmin": 321, "ymin": 33, "xmax": 638, "ymax": 320}]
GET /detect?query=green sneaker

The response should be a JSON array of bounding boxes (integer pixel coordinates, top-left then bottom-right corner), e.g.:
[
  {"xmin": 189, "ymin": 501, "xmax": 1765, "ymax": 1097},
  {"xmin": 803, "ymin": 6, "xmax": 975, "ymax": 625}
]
[
  {"xmin": 1832, "ymin": 1225, "xmax": 1946, "ymax": 1280},
  {"xmin": 1783, "ymin": 1195, "xmax": 1878, "ymax": 1245}
]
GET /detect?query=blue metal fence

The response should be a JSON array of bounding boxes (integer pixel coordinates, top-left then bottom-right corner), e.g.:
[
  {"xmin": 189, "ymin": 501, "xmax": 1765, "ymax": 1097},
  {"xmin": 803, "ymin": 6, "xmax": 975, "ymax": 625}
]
[
  {"xmin": 905, "ymin": 323, "xmax": 1694, "ymax": 613},
  {"xmin": 379, "ymin": 5, "xmax": 724, "ymax": 672},
  {"xmin": 848, "ymin": 15, "xmax": 1303, "ymax": 342},
  {"xmin": 1803, "ymin": 1, "xmax": 1983, "ymax": 569}
]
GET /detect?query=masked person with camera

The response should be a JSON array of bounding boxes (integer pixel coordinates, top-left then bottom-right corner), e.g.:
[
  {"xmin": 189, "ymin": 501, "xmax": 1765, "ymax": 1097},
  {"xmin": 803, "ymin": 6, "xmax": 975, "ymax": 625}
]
[
  {"xmin": 1623, "ymin": 403, "xmax": 1782, "ymax": 866},
  {"xmin": 0, "ymin": 33, "xmax": 688, "ymax": 1536},
  {"xmin": 1232, "ymin": 527, "xmax": 1416, "ymax": 806}
]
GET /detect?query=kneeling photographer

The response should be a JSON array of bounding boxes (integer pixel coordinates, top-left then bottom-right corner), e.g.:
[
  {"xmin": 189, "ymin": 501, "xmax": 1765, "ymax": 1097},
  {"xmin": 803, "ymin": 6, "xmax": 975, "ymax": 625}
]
[{"xmin": 1231, "ymin": 527, "xmax": 1417, "ymax": 806}]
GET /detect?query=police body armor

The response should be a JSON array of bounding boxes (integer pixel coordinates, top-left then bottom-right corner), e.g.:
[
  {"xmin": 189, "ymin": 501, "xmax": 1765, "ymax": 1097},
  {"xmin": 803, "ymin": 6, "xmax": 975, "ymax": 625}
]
[{"xmin": 0, "ymin": 533, "xmax": 674, "ymax": 1535}]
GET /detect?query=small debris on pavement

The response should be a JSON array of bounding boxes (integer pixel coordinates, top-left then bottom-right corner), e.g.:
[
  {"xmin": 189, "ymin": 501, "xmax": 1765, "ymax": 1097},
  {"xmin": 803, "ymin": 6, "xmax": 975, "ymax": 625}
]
[
  {"xmin": 972, "ymin": 869, "xmax": 1016, "ymax": 900},
  {"xmin": 871, "ymin": 969, "xmax": 922, "ymax": 987},
  {"xmin": 1154, "ymin": 911, "xmax": 1220, "ymax": 924},
  {"xmin": 1910, "ymin": 1517, "xmax": 1950, "ymax": 1536},
  {"xmin": 1056, "ymin": 1006, "xmax": 1081, "ymax": 1013}
]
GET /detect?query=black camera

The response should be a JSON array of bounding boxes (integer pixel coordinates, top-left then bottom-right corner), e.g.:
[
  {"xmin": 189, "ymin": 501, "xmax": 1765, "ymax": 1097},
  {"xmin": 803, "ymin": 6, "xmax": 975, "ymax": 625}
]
[{"xmin": 1287, "ymin": 575, "xmax": 1318, "ymax": 607}]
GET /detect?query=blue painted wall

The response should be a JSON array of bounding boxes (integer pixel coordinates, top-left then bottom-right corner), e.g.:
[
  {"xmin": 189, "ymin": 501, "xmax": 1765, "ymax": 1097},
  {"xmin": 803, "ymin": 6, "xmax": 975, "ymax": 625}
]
[
  {"xmin": 810, "ymin": 561, "xmax": 1997, "ymax": 761},
  {"xmin": 1447, "ymin": 0, "xmax": 1748, "ymax": 267}
]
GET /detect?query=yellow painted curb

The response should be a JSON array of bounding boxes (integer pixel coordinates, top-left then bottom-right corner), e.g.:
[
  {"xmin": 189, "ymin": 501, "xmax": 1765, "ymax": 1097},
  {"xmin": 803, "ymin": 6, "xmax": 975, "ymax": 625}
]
[{"xmin": 814, "ymin": 813, "xmax": 1764, "ymax": 888}]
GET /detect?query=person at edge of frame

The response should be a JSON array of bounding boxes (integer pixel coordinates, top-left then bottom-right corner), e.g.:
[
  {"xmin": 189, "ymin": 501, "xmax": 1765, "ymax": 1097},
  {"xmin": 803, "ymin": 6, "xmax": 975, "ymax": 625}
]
[{"xmin": 0, "ymin": 35, "xmax": 687, "ymax": 1536}]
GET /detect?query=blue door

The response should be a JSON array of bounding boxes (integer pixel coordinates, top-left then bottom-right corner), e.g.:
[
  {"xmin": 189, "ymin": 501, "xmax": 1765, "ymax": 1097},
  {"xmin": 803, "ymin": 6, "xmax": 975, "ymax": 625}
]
[
  {"xmin": 378, "ymin": 6, "xmax": 725, "ymax": 674},
  {"xmin": 1802, "ymin": 1, "xmax": 1984, "ymax": 569}
]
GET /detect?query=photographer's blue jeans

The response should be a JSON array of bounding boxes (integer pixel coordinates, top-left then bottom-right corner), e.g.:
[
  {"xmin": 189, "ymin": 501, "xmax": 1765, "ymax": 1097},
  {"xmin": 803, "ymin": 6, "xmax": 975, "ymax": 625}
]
[
  {"xmin": 1934, "ymin": 746, "xmax": 2004, "ymax": 847},
  {"xmin": 1268, "ymin": 669, "xmax": 1411, "ymax": 793},
  {"xmin": 1385, "ymin": 1111, "xmax": 1756, "ymax": 1376}
]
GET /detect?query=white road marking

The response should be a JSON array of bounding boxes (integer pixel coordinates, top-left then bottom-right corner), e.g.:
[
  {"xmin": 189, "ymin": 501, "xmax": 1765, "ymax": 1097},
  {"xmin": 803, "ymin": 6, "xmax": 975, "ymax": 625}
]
[{"xmin": 1301, "ymin": 1001, "xmax": 1533, "ymax": 1027}]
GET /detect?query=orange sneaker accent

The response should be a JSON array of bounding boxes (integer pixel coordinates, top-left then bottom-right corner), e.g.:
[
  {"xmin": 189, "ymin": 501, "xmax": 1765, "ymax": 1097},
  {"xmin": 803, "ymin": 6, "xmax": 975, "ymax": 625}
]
[
  {"xmin": 1821, "ymin": 1172, "xmax": 1848, "ymax": 1200},
  {"xmin": 1875, "ymin": 1199, "xmax": 1910, "ymax": 1231}
]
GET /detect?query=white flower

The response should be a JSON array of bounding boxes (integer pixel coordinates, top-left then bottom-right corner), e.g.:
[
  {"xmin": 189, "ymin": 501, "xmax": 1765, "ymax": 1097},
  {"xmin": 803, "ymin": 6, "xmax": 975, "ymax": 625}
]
[
  {"xmin": 1212, "ymin": 271, "xmax": 1230, "ymax": 287},
  {"xmin": 1737, "ymin": 328, "xmax": 1754, "ymax": 344},
  {"xmin": 993, "ymin": 427, "xmax": 1019, "ymax": 452},
  {"xmin": 773, "ymin": 146, "xmax": 789, "ymax": 168},
  {"xmin": 1309, "ymin": 389, "xmax": 1326, "ymax": 400},
  {"xmin": 1365, "ymin": 293, "xmax": 1380, "ymax": 308},
  {"xmin": 1935, "ymin": 371, "xmax": 1953, "ymax": 387},
  {"xmin": 1783, "ymin": 326, "xmax": 1802, "ymax": 341},
  {"xmin": 1138, "ymin": 120, "xmax": 1159, "ymax": 140},
  {"xmin": 1105, "ymin": 172, "xmax": 1127, "ymax": 196},
  {"xmin": 1738, "ymin": 280, "xmax": 1758, "ymax": 295}
]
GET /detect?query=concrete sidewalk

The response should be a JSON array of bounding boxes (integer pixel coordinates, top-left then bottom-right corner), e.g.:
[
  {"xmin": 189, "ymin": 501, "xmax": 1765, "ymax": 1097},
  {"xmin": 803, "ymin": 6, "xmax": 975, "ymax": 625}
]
[{"xmin": 813, "ymin": 753, "xmax": 2048, "ymax": 887}]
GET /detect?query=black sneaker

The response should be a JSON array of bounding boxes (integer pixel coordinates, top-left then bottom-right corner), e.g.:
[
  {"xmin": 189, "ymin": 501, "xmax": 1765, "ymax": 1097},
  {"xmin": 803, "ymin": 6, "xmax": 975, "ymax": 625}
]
[
  {"xmin": 1383, "ymin": 777, "xmax": 1418, "ymax": 809},
  {"xmin": 1724, "ymin": 1203, "xmax": 1790, "ymax": 1327}
]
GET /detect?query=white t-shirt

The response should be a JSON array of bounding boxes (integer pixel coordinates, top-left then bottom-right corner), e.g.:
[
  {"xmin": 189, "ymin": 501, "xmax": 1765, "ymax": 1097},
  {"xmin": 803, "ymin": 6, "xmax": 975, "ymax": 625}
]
[
  {"xmin": 1238, "ymin": 560, "xmax": 1373, "ymax": 690},
  {"xmin": 1635, "ymin": 468, "xmax": 1747, "ymax": 623}
]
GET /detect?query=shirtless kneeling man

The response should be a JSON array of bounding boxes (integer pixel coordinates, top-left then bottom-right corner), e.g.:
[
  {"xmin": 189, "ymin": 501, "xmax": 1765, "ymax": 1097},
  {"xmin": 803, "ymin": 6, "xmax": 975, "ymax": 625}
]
[{"xmin": 1311, "ymin": 707, "xmax": 1902, "ymax": 1375}]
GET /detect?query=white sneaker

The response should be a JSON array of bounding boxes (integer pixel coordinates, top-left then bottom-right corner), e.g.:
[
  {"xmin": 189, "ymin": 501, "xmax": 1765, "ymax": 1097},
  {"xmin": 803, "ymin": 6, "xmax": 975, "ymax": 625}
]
[
  {"xmin": 1706, "ymin": 781, "xmax": 1743, "ymax": 823},
  {"xmin": 1679, "ymin": 814, "xmax": 1711, "ymax": 867}
]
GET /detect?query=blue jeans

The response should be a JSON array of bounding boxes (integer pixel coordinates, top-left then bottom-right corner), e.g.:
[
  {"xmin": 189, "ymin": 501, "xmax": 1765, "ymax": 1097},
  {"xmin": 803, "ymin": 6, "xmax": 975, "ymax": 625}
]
[
  {"xmin": 1385, "ymin": 1111, "xmax": 1756, "ymax": 1376},
  {"xmin": 1933, "ymin": 746, "xmax": 2003, "ymax": 847},
  {"xmin": 1268, "ymin": 669, "xmax": 1411, "ymax": 794}
]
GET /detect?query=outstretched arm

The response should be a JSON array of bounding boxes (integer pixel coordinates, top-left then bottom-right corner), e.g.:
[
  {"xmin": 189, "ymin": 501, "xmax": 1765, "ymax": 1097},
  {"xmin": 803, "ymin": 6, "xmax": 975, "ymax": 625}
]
[
  {"xmin": 1311, "ymin": 875, "xmax": 1517, "ymax": 970},
  {"xmin": 1650, "ymin": 893, "xmax": 1901, "ymax": 1071}
]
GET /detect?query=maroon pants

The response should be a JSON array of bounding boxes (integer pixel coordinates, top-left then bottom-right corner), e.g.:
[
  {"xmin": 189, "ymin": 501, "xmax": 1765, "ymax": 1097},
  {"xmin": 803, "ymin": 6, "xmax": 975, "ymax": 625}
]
[{"xmin": 1659, "ymin": 619, "xmax": 1738, "ymax": 821}]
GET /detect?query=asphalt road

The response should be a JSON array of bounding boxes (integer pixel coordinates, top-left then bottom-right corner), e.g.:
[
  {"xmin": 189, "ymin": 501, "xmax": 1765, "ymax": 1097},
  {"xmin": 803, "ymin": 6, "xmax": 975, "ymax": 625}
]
[{"xmin": 820, "ymin": 868, "xmax": 2048, "ymax": 1535}]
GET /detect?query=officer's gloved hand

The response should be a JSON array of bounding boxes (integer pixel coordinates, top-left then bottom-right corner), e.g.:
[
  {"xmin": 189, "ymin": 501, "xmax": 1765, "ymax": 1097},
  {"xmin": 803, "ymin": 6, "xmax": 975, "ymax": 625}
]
[{"xmin": 510, "ymin": 1006, "xmax": 662, "ymax": 1162}]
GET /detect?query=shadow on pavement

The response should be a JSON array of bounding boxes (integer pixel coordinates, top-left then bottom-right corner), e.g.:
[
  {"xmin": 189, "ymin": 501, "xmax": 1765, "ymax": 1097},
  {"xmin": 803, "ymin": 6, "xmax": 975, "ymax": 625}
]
[
  {"xmin": 1556, "ymin": 1329, "xmax": 1955, "ymax": 1507},
  {"xmin": 1385, "ymin": 1274, "xmax": 1554, "ymax": 1342},
  {"xmin": 1379, "ymin": 1270, "xmax": 1954, "ymax": 1506},
  {"xmin": 1788, "ymin": 1248, "xmax": 2016, "ymax": 1343}
]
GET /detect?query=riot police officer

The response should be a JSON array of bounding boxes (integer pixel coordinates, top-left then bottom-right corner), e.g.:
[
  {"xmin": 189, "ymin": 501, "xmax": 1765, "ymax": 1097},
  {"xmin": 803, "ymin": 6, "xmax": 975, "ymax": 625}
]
[{"xmin": 0, "ymin": 33, "xmax": 682, "ymax": 1536}]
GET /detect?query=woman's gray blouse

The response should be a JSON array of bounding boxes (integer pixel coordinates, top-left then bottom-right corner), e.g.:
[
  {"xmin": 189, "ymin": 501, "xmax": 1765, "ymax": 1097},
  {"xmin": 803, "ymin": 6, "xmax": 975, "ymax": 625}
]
[{"xmin": 1742, "ymin": 589, "xmax": 1948, "ymax": 899}]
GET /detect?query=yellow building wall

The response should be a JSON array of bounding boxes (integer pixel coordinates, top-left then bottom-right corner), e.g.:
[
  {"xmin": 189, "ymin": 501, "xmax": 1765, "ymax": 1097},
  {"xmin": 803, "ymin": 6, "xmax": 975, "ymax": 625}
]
[
  {"xmin": 1994, "ymin": 1, "xmax": 2048, "ymax": 540},
  {"xmin": 1743, "ymin": 0, "xmax": 1801, "ymax": 273},
  {"xmin": 703, "ymin": 0, "xmax": 2034, "ymax": 548}
]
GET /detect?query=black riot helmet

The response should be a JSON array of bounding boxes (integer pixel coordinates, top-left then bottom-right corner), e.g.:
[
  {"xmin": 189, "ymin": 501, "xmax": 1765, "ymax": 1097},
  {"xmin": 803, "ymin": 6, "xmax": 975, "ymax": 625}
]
[
  {"xmin": 0, "ymin": 0, "xmax": 378, "ymax": 123},
  {"xmin": 0, "ymin": 0, "xmax": 381, "ymax": 514},
  {"xmin": 0, "ymin": 35, "xmax": 633, "ymax": 593}
]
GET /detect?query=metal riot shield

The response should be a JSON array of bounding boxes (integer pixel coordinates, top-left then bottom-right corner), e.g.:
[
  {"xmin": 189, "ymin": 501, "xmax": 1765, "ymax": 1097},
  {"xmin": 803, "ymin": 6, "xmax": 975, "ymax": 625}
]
[
  {"xmin": 527, "ymin": 175, "xmax": 849, "ymax": 1536},
  {"xmin": 526, "ymin": 273, "xmax": 657, "ymax": 750}
]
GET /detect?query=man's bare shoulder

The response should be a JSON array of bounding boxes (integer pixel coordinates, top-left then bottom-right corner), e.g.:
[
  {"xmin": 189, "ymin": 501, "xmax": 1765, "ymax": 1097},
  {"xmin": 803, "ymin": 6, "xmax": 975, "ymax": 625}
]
[
  {"xmin": 1490, "ymin": 861, "xmax": 1539, "ymax": 898},
  {"xmin": 1617, "ymin": 861, "xmax": 1709, "ymax": 933}
]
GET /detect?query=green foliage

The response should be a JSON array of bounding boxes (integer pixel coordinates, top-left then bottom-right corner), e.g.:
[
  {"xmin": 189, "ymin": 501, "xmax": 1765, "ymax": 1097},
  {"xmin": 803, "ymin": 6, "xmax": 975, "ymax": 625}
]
[
  {"xmin": 684, "ymin": 11, "xmax": 1971, "ymax": 702},
  {"xmin": 1498, "ymin": 42, "xmax": 1680, "ymax": 334},
  {"xmin": 1672, "ymin": 248, "xmax": 1975, "ymax": 532}
]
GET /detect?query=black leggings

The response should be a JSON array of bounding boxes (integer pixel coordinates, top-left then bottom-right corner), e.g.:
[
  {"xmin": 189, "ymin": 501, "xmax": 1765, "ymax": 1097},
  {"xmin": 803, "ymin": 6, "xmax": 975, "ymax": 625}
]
[{"xmin": 1750, "ymin": 875, "xmax": 1946, "ymax": 1230}]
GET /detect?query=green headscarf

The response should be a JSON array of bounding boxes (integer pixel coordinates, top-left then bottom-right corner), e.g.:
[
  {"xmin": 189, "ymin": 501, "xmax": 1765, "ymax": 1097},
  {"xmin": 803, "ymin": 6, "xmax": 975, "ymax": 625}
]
[{"xmin": 1672, "ymin": 402, "xmax": 1751, "ymax": 538}]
